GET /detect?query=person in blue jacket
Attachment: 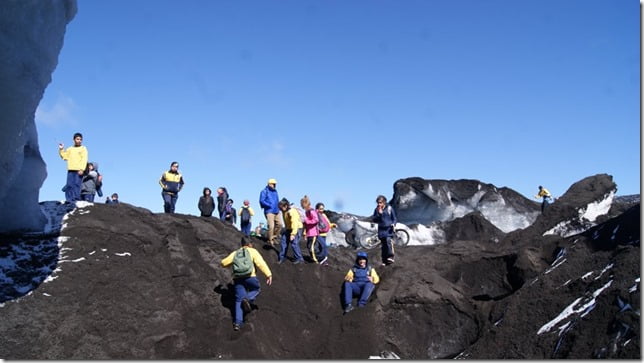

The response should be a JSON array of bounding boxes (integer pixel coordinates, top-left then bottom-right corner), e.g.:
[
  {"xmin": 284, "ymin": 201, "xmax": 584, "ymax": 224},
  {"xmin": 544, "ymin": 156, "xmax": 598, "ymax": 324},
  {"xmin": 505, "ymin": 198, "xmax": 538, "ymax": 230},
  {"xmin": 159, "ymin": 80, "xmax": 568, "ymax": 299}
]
[
  {"xmin": 259, "ymin": 178, "xmax": 281, "ymax": 247},
  {"xmin": 371, "ymin": 195, "xmax": 397, "ymax": 266},
  {"xmin": 342, "ymin": 251, "xmax": 380, "ymax": 314}
]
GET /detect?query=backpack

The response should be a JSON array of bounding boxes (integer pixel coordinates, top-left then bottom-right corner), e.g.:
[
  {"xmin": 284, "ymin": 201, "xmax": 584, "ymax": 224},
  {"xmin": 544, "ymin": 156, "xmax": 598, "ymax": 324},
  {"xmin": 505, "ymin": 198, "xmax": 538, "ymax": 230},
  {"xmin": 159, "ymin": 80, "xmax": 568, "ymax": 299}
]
[
  {"xmin": 232, "ymin": 248, "xmax": 253, "ymax": 277},
  {"xmin": 317, "ymin": 211, "xmax": 330, "ymax": 233},
  {"xmin": 241, "ymin": 207, "xmax": 251, "ymax": 224}
]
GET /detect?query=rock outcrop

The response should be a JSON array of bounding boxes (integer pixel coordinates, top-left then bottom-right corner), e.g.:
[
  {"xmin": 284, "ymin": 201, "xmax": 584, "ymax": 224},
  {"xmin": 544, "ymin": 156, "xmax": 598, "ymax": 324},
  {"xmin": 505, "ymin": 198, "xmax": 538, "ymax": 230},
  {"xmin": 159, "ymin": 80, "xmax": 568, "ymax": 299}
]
[{"xmin": 0, "ymin": 0, "xmax": 77, "ymax": 233}]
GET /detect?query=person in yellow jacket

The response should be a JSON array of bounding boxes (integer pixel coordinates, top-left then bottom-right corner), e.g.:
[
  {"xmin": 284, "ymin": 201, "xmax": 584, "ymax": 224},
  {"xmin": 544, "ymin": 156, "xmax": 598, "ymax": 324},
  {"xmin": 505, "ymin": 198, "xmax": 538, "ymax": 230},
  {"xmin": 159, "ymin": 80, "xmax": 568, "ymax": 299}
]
[
  {"xmin": 159, "ymin": 161, "xmax": 184, "ymax": 213},
  {"xmin": 534, "ymin": 185, "xmax": 552, "ymax": 213},
  {"xmin": 221, "ymin": 237, "xmax": 273, "ymax": 331},
  {"xmin": 58, "ymin": 132, "xmax": 88, "ymax": 203},
  {"xmin": 342, "ymin": 251, "xmax": 380, "ymax": 314},
  {"xmin": 277, "ymin": 198, "xmax": 305, "ymax": 264}
]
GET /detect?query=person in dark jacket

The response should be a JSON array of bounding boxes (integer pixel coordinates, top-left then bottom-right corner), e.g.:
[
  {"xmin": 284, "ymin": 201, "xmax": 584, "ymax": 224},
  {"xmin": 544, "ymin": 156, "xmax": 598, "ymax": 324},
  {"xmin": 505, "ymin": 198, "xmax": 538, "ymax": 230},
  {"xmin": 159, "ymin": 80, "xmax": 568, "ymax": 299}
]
[
  {"xmin": 259, "ymin": 178, "xmax": 281, "ymax": 247},
  {"xmin": 198, "ymin": 187, "xmax": 215, "ymax": 217},
  {"xmin": 80, "ymin": 162, "xmax": 99, "ymax": 202},
  {"xmin": 342, "ymin": 251, "xmax": 380, "ymax": 314},
  {"xmin": 105, "ymin": 193, "xmax": 119, "ymax": 204},
  {"xmin": 159, "ymin": 161, "xmax": 184, "ymax": 213},
  {"xmin": 216, "ymin": 187, "xmax": 229, "ymax": 221},
  {"xmin": 371, "ymin": 195, "xmax": 397, "ymax": 266},
  {"xmin": 223, "ymin": 199, "xmax": 237, "ymax": 225}
]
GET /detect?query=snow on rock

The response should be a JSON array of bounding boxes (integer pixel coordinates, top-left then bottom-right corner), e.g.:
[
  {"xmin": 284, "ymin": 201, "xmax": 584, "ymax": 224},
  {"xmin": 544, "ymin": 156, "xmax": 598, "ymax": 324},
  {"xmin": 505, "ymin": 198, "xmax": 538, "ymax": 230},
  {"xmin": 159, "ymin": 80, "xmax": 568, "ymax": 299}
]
[
  {"xmin": 0, "ymin": 0, "xmax": 77, "ymax": 233},
  {"xmin": 544, "ymin": 191, "xmax": 616, "ymax": 238}
]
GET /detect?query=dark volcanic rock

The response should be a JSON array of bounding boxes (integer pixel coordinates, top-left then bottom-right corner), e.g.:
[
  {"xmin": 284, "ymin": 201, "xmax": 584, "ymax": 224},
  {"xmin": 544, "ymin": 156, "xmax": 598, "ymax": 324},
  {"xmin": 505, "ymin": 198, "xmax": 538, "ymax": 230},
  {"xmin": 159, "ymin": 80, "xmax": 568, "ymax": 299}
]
[{"xmin": 0, "ymin": 174, "xmax": 639, "ymax": 359}]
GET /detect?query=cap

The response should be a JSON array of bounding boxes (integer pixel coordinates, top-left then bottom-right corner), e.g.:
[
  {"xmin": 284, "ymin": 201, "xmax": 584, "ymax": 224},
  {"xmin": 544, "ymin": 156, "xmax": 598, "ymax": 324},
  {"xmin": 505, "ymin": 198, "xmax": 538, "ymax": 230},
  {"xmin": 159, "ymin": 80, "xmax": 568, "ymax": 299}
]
[
  {"xmin": 356, "ymin": 251, "xmax": 368, "ymax": 261},
  {"xmin": 268, "ymin": 178, "xmax": 277, "ymax": 185}
]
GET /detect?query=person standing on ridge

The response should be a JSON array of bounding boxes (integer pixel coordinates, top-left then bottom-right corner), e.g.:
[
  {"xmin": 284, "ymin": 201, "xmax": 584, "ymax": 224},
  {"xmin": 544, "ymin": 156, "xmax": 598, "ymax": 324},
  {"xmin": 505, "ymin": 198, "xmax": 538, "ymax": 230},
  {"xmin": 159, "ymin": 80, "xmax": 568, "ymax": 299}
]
[
  {"xmin": 198, "ymin": 187, "xmax": 215, "ymax": 217},
  {"xmin": 277, "ymin": 198, "xmax": 304, "ymax": 264},
  {"xmin": 301, "ymin": 195, "xmax": 327, "ymax": 264},
  {"xmin": 80, "ymin": 162, "xmax": 99, "ymax": 202},
  {"xmin": 105, "ymin": 193, "xmax": 119, "ymax": 204},
  {"xmin": 224, "ymin": 199, "xmax": 237, "ymax": 225},
  {"xmin": 216, "ymin": 187, "xmax": 229, "ymax": 221},
  {"xmin": 259, "ymin": 178, "xmax": 281, "ymax": 247},
  {"xmin": 371, "ymin": 195, "xmax": 397, "ymax": 266},
  {"xmin": 534, "ymin": 185, "xmax": 552, "ymax": 213},
  {"xmin": 342, "ymin": 251, "xmax": 380, "ymax": 314},
  {"xmin": 238, "ymin": 200, "xmax": 255, "ymax": 236},
  {"xmin": 58, "ymin": 132, "xmax": 88, "ymax": 203},
  {"xmin": 159, "ymin": 161, "xmax": 184, "ymax": 213},
  {"xmin": 315, "ymin": 202, "xmax": 334, "ymax": 263},
  {"xmin": 220, "ymin": 237, "xmax": 273, "ymax": 331}
]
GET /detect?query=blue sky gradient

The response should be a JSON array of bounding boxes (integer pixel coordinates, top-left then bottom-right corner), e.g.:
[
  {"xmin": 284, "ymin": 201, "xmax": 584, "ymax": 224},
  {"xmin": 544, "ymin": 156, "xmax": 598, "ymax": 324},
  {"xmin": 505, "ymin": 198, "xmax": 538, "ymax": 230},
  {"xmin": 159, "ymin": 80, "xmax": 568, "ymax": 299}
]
[{"xmin": 36, "ymin": 0, "xmax": 640, "ymax": 219}]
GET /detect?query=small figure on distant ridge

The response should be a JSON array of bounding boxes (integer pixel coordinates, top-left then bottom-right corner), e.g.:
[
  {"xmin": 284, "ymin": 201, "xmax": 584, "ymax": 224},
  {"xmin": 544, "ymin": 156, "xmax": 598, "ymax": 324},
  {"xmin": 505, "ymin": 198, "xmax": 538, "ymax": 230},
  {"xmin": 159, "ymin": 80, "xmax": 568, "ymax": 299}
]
[
  {"xmin": 159, "ymin": 161, "xmax": 184, "ymax": 213},
  {"xmin": 198, "ymin": 187, "xmax": 215, "ymax": 217},
  {"xmin": 534, "ymin": 185, "xmax": 552, "ymax": 213},
  {"xmin": 105, "ymin": 193, "xmax": 119, "ymax": 204},
  {"xmin": 58, "ymin": 132, "xmax": 88, "ymax": 203}
]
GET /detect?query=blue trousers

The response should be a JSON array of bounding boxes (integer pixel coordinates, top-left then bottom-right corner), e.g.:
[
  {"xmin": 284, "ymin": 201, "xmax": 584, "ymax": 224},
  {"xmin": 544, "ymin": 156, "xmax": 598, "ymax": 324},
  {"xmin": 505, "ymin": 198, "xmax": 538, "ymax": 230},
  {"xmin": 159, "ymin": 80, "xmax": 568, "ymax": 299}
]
[
  {"xmin": 241, "ymin": 222, "xmax": 252, "ymax": 236},
  {"xmin": 233, "ymin": 276, "xmax": 261, "ymax": 325},
  {"xmin": 64, "ymin": 170, "xmax": 82, "ymax": 202},
  {"xmin": 279, "ymin": 228, "xmax": 304, "ymax": 262},
  {"xmin": 343, "ymin": 281, "xmax": 375, "ymax": 307},
  {"xmin": 81, "ymin": 193, "xmax": 95, "ymax": 202},
  {"xmin": 162, "ymin": 192, "xmax": 178, "ymax": 213}
]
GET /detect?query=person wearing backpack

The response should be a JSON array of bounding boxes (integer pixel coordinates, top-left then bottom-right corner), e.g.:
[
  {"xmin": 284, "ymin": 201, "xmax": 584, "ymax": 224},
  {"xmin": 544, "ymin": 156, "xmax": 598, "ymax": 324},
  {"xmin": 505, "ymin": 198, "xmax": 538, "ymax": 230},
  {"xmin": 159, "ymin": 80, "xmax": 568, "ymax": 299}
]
[
  {"xmin": 342, "ymin": 251, "xmax": 380, "ymax": 314},
  {"xmin": 238, "ymin": 200, "xmax": 255, "ymax": 236},
  {"xmin": 315, "ymin": 202, "xmax": 334, "ymax": 261},
  {"xmin": 371, "ymin": 195, "xmax": 397, "ymax": 266},
  {"xmin": 301, "ymin": 196, "xmax": 327, "ymax": 265},
  {"xmin": 220, "ymin": 237, "xmax": 273, "ymax": 331}
]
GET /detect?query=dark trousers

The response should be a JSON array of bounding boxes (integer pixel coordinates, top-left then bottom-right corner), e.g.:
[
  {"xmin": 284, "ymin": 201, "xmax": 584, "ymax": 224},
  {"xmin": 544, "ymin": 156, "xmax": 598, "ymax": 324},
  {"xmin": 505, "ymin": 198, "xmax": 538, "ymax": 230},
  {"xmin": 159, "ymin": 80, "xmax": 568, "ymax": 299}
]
[
  {"xmin": 162, "ymin": 192, "xmax": 178, "ymax": 213},
  {"xmin": 241, "ymin": 222, "xmax": 252, "ymax": 236},
  {"xmin": 64, "ymin": 170, "xmax": 82, "ymax": 202},
  {"xmin": 380, "ymin": 235, "xmax": 394, "ymax": 263}
]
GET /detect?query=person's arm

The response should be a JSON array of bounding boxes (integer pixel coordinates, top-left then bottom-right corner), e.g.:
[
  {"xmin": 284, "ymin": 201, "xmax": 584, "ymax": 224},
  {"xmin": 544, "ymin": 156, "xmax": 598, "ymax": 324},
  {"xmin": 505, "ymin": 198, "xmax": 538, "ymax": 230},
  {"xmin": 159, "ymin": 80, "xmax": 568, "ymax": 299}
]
[
  {"xmin": 58, "ymin": 145, "xmax": 68, "ymax": 160},
  {"xmin": 344, "ymin": 269, "xmax": 354, "ymax": 282},
  {"xmin": 251, "ymin": 249, "xmax": 272, "ymax": 285},
  {"xmin": 220, "ymin": 250, "xmax": 236, "ymax": 268},
  {"xmin": 369, "ymin": 268, "xmax": 380, "ymax": 284},
  {"xmin": 159, "ymin": 173, "xmax": 167, "ymax": 189},
  {"xmin": 178, "ymin": 176, "xmax": 184, "ymax": 192}
]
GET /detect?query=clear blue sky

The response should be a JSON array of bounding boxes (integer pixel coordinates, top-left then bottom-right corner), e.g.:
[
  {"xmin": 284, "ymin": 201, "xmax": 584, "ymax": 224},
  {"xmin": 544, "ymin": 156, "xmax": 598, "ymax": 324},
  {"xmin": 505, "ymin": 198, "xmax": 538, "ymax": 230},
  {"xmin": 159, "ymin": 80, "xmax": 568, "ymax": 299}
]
[{"xmin": 36, "ymin": 0, "xmax": 640, "ymax": 219}]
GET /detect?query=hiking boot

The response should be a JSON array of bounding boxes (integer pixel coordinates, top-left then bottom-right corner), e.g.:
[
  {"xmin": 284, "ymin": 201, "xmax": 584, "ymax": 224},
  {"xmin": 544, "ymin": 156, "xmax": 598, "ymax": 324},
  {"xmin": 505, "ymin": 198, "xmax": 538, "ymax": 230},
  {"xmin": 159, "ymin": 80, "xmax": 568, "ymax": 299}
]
[
  {"xmin": 277, "ymin": 259, "xmax": 285, "ymax": 264},
  {"xmin": 293, "ymin": 259, "xmax": 304, "ymax": 265},
  {"xmin": 233, "ymin": 323, "xmax": 241, "ymax": 331},
  {"xmin": 343, "ymin": 304, "xmax": 354, "ymax": 314},
  {"xmin": 386, "ymin": 257, "xmax": 395, "ymax": 264},
  {"xmin": 241, "ymin": 299, "xmax": 252, "ymax": 313},
  {"xmin": 319, "ymin": 256, "xmax": 328, "ymax": 265}
]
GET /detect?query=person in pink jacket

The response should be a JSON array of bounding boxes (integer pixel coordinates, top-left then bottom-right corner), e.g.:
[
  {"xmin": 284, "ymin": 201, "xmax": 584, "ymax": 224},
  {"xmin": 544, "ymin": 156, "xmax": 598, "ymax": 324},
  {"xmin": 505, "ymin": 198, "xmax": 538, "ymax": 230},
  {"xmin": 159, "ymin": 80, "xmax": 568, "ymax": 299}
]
[{"xmin": 301, "ymin": 195, "xmax": 327, "ymax": 265}]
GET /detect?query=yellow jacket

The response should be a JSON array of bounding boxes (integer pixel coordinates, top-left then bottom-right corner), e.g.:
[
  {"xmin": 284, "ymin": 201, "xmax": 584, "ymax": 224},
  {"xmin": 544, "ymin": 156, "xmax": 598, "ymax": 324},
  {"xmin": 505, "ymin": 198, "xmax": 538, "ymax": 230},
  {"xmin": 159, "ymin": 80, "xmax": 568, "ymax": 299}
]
[
  {"xmin": 283, "ymin": 207, "xmax": 303, "ymax": 237},
  {"xmin": 221, "ymin": 246, "xmax": 272, "ymax": 278},
  {"xmin": 59, "ymin": 145, "xmax": 88, "ymax": 171},
  {"xmin": 535, "ymin": 188, "xmax": 551, "ymax": 199}
]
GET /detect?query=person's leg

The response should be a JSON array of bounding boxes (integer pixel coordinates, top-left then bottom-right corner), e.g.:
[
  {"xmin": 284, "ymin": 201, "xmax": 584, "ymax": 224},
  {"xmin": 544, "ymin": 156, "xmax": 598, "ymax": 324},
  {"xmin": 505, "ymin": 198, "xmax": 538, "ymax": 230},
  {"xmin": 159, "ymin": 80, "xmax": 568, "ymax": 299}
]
[
  {"xmin": 307, "ymin": 236, "xmax": 318, "ymax": 263},
  {"xmin": 273, "ymin": 212, "xmax": 283, "ymax": 245},
  {"xmin": 170, "ymin": 194, "xmax": 178, "ymax": 213},
  {"xmin": 278, "ymin": 230, "xmax": 288, "ymax": 262},
  {"xmin": 87, "ymin": 193, "xmax": 95, "ymax": 202},
  {"xmin": 71, "ymin": 172, "xmax": 82, "ymax": 201},
  {"xmin": 233, "ymin": 280, "xmax": 248, "ymax": 325},
  {"xmin": 343, "ymin": 281, "xmax": 359, "ymax": 307},
  {"xmin": 244, "ymin": 277, "xmax": 261, "ymax": 302},
  {"xmin": 162, "ymin": 192, "xmax": 172, "ymax": 213},
  {"xmin": 65, "ymin": 171, "xmax": 76, "ymax": 202},
  {"xmin": 357, "ymin": 282, "xmax": 375, "ymax": 307},
  {"xmin": 317, "ymin": 235, "xmax": 328, "ymax": 260},
  {"xmin": 266, "ymin": 213, "xmax": 276, "ymax": 245},
  {"xmin": 291, "ymin": 229, "xmax": 304, "ymax": 262}
]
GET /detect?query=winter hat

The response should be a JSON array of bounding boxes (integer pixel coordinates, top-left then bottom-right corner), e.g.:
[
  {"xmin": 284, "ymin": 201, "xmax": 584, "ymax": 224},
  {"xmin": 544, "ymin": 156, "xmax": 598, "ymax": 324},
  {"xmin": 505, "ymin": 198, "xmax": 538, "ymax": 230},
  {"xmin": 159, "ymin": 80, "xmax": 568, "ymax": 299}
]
[{"xmin": 356, "ymin": 251, "xmax": 368, "ymax": 262}]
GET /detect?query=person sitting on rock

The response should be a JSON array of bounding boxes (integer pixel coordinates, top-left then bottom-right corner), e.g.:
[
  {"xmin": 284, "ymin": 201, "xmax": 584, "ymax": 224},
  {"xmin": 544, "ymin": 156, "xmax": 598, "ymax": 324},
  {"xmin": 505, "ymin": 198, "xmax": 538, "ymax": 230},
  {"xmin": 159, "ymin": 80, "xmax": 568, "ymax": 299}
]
[
  {"xmin": 220, "ymin": 237, "xmax": 273, "ymax": 331},
  {"xmin": 534, "ymin": 185, "xmax": 552, "ymax": 213},
  {"xmin": 342, "ymin": 251, "xmax": 380, "ymax": 314}
]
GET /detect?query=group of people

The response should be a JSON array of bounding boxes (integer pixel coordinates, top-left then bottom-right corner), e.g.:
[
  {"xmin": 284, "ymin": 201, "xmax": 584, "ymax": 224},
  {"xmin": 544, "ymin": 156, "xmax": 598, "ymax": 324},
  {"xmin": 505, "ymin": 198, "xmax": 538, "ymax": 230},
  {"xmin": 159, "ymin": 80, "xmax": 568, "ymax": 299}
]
[
  {"xmin": 59, "ymin": 132, "xmax": 553, "ymax": 332},
  {"xmin": 58, "ymin": 132, "xmax": 119, "ymax": 205}
]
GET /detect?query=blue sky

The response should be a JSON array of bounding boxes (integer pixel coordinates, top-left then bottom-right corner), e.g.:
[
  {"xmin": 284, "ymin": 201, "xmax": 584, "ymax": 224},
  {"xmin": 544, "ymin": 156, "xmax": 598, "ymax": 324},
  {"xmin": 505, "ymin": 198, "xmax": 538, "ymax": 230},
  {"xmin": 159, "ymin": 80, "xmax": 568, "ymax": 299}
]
[{"xmin": 35, "ymin": 0, "xmax": 640, "ymax": 220}]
